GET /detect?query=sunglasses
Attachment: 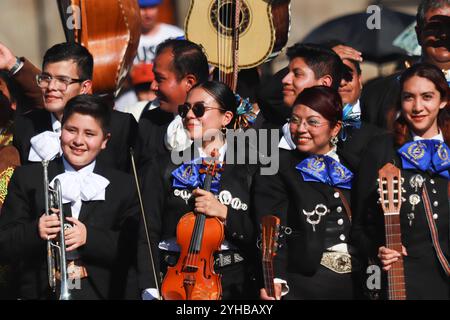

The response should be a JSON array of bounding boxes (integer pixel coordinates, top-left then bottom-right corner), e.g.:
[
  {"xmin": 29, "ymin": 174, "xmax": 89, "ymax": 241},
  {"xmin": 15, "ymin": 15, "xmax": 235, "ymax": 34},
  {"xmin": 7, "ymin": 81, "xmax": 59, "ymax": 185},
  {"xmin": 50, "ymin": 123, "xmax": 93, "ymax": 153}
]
[{"xmin": 178, "ymin": 102, "xmax": 225, "ymax": 118}]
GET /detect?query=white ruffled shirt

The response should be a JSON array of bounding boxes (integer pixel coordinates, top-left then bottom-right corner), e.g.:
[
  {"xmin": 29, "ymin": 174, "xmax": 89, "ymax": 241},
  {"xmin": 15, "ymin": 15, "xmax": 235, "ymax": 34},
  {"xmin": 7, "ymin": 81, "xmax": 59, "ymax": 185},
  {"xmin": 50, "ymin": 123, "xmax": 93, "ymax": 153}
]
[
  {"xmin": 50, "ymin": 158, "xmax": 110, "ymax": 220},
  {"xmin": 50, "ymin": 158, "xmax": 109, "ymax": 259},
  {"xmin": 28, "ymin": 114, "xmax": 62, "ymax": 162},
  {"xmin": 164, "ymin": 115, "xmax": 192, "ymax": 152}
]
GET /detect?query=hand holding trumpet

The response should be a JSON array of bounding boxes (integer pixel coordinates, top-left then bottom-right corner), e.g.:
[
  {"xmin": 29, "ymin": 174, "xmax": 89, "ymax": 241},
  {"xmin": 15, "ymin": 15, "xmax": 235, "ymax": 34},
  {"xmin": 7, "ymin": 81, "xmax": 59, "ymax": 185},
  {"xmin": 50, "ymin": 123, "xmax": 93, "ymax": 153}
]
[{"xmin": 38, "ymin": 210, "xmax": 87, "ymax": 251}]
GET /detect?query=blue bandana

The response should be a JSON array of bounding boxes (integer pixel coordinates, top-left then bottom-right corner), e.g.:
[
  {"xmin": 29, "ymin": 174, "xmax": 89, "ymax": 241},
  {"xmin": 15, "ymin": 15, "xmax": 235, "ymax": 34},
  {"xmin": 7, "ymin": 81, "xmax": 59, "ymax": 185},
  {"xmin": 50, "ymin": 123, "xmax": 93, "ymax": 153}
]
[
  {"xmin": 296, "ymin": 155, "xmax": 354, "ymax": 189},
  {"xmin": 398, "ymin": 140, "xmax": 450, "ymax": 178},
  {"xmin": 171, "ymin": 158, "xmax": 222, "ymax": 194},
  {"xmin": 340, "ymin": 103, "xmax": 361, "ymax": 141}
]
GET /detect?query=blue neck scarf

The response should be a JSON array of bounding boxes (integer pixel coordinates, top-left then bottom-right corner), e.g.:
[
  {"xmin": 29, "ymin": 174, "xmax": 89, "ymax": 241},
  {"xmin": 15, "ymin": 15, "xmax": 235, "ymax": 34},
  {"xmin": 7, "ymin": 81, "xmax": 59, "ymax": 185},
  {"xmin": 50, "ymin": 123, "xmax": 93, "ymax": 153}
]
[
  {"xmin": 296, "ymin": 155, "xmax": 354, "ymax": 189},
  {"xmin": 171, "ymin": 158, "xmax": 222, "ymax": 193},
  {"xmin": 397, "ymin": 139, "xmax": 450, "ymax": 178},
  {"xmin": 340, "ymin": 103, "xmax": 361, "ymax": 141}
]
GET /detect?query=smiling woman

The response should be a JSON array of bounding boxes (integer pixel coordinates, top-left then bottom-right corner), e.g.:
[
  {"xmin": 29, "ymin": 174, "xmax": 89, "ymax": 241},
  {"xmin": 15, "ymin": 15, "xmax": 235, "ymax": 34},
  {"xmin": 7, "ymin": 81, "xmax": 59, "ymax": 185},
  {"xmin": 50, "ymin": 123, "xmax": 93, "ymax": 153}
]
[
  {"xmin": 352, "ymin": 63, "xmax": 450, "ymax": 300},
  {"xmin": 255, "ymin": 85, "xmax": 365, "ymax": 300},
  {"xmin": 138, "ymin": 81, "xmax": 259, "ymax": 300}
]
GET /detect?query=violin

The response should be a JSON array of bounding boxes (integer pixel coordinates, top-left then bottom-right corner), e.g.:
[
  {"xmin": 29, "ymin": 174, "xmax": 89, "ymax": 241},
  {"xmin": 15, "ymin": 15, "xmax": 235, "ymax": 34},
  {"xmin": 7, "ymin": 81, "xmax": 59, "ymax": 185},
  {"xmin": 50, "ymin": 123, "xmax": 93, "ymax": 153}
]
[{"xmin": 162, "ymin": 151, "xmax": 225, "ymax": 300}]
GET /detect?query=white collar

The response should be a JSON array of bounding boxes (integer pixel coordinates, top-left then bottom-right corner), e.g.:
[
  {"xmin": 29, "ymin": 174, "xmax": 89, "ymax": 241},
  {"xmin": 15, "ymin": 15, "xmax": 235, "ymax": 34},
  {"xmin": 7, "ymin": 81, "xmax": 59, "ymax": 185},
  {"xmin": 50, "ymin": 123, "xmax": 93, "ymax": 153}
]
[
  {"xmin": 442, "ymin": 69, "xmax": 450, "ymax": 83},
  {"xmin": 350, "ymin": 99, "xmax": 361, "ymax": 114},
  {"xmin": 146, "ymin": 98, "xmax": 160, "ymax": 111},
  {"xmin": 325, "ymin": 146, "xmax": 340, "ymax": 162},
  {"xmin": 278, "ymin": 122, "xmax": 296, "ymax": 150},
  {"xmin": 51, "ymin": 113, "xmax": 61, "ymax": 133},
  {"xmin": 62, "ymin": 156, "xmax": 96, "ymax": 174},
  {"xmin": 198, "ymin": 142, "xmax": 227, "ymax": 162},
  {"xmin": 412, "ymin": 131, "xmax": 444, "ymax": 142}
]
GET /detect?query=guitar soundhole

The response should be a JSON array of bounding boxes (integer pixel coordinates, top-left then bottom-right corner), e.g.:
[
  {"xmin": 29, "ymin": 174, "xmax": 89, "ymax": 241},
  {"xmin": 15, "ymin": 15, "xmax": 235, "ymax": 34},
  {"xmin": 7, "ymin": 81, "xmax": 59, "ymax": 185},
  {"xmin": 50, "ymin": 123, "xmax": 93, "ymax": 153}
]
[{"xmin": 210, "ymin": 0, "xmax": 250, "ymax": 36}]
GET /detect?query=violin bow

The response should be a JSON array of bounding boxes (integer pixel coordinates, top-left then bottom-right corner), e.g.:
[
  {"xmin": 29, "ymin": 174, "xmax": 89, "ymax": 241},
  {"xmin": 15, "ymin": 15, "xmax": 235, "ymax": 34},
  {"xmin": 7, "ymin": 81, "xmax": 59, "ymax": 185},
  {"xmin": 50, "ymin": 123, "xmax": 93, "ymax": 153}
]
[{"xmin": 130, "ymin": 148, "xmax": 162, "ymax": 300}]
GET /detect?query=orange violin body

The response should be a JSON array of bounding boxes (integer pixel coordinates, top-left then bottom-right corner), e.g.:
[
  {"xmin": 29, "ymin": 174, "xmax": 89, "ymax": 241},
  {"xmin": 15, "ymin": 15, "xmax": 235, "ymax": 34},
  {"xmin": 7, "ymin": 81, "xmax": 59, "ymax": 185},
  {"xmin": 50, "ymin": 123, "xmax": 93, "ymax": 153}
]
[
  {"xmin": 162, "ymin": 213, "xmax": 224, "ymax": 300},
  {"xmin": 162, "ymin": 154, "xmax": 225, "ymax": 300}
]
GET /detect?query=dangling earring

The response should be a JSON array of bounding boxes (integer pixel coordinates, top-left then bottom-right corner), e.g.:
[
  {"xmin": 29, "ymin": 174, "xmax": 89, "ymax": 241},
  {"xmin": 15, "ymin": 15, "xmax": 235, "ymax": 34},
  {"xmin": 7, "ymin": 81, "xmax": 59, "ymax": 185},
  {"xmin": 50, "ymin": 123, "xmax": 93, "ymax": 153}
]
[
  {"xmin": 221, "ymin": 126, "xmax": 227, "ymax": 137},
  {"xmin": 330, "ymin": 136, "xmax": 338, "ymax": 147}
]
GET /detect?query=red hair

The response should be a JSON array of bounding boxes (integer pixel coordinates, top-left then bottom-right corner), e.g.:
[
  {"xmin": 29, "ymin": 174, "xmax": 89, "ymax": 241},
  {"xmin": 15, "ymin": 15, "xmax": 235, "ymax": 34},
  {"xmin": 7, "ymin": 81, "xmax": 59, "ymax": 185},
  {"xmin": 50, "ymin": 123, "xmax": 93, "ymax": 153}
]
[{"xmin": 293, "ymin": 85, "xmax": 343, "ymax": 127}]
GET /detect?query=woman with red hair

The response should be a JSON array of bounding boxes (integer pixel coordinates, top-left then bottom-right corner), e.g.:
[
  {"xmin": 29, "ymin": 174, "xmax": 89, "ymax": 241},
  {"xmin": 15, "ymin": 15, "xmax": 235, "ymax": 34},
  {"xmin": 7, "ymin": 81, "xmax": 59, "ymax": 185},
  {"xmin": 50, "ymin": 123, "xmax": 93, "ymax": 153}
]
[{"xmin": 255, "ymin": 85, "xmax": 364, "ymax": 299}]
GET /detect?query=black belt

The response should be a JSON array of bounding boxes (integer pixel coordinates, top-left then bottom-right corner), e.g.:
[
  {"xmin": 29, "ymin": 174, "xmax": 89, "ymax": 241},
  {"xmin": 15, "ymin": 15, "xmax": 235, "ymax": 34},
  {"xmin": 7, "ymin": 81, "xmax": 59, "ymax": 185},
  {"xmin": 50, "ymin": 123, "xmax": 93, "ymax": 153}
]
[{"xmin": 161, "ymin": 250, "xmax": 244, "ymax": 268}]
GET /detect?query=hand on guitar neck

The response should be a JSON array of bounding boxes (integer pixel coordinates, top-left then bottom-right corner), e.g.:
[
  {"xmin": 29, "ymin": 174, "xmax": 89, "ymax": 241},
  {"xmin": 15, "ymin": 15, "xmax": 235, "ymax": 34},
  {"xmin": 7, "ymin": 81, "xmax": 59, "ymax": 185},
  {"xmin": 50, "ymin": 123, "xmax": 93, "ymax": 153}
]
[
  {"xmin": 378, "ymin": 246, "xmax": 408, "ymax": 271},
  {"xmin": 260, "ymin": 285, "xmax": 282, "ymax": 300}
]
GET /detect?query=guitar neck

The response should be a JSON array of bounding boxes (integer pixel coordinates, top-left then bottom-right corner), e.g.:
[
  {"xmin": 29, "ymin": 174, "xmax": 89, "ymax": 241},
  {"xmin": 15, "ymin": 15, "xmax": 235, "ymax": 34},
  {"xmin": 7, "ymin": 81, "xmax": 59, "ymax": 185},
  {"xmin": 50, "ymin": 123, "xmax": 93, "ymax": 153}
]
[
  {"xmin": 262, "ymin": 260, "xmax": 276, "ymax": 298},
  {"xmin": 384, "ymin": 213, "xmax": 406, "ymax": 300}
]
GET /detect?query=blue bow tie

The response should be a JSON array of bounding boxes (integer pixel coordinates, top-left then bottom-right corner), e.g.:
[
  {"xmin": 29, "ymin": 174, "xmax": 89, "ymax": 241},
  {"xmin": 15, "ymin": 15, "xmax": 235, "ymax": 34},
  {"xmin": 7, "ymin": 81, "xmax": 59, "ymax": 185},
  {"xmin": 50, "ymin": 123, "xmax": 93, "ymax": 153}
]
[
  {"xmin": 171, "ymin": 158, "xmax": 222, "ymax": 194},
  {"xmin": 398, "ymin": 140, "xmax": 450, "ymax": 178},
  {"xmin": 296, "ymin": 155, "xmax": 353, "ymax": 189},
  {"xmin": 340, "ymin": 104, "xmax": 361, "ymax": 141}
]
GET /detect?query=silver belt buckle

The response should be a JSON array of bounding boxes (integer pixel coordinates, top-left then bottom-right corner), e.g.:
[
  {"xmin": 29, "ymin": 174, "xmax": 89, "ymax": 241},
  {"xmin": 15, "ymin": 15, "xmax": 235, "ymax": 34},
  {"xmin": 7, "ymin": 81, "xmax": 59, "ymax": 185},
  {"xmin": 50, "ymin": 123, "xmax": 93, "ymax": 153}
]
[{"xmin": 320, "ymin": 252, "xmax": 353, "ymax": 274}]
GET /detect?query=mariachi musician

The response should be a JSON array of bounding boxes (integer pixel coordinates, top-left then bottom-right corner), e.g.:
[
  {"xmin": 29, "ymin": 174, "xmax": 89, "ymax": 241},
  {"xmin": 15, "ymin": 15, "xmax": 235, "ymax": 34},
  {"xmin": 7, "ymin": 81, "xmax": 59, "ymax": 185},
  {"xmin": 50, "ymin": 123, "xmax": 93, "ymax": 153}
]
[
  {"xmin": 254, "ymin": 86, "xmax": 364, "ymax": 300},
  {"xmin": 352, "ymin": 63, "xmax": 450, "ymax": 299},
  {"xmin": 138, "ymin": 81, "xmax": 259, "ymax": 300}
]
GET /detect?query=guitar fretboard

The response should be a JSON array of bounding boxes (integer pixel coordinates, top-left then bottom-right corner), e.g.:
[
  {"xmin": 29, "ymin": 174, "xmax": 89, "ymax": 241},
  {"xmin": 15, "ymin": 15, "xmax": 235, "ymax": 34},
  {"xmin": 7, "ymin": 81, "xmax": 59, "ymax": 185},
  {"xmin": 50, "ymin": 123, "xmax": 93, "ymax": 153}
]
[
  {"xmin": 262, "ymin": 260, "xmax": 275, "ymax": 298},
  {"xmin": 384, "ymin": 214, "xmax": 406, "ymax": 300}
]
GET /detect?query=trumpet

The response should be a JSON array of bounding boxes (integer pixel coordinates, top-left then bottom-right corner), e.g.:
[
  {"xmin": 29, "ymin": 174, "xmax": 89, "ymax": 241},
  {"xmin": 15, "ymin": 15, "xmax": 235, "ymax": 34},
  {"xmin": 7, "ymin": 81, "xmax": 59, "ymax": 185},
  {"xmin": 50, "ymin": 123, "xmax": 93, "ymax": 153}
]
[{"xmin": 42, "ymin": 160, "xmax": 71, "ymax": 300}]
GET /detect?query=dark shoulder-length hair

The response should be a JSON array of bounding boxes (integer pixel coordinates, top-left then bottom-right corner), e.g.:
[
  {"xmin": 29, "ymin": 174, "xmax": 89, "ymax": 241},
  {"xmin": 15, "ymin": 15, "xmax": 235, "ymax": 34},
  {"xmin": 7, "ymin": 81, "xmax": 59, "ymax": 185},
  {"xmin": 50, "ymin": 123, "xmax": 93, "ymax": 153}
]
[
  {"xmin": 394, "ymin": 63, "xmax": 450, "ymax": 146},
  {"xmin": 293, "ymin": 85, "xmax": 343, "ymax": 127}
]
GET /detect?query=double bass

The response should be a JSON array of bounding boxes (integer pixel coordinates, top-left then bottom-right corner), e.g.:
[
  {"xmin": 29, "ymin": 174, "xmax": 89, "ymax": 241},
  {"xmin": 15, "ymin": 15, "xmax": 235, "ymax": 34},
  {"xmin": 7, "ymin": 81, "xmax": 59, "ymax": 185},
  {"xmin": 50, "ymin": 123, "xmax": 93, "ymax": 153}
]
[
  {"xmin": 162, "ymin": 152, "xmax": 224, "ymax": 300},
  {"xmin": 56, "ymin": 0, "xmax": 141, "ymax": 97},
  {"xmin": 185, "ymin": 0, "xmax": 291, "ymax": 91}
]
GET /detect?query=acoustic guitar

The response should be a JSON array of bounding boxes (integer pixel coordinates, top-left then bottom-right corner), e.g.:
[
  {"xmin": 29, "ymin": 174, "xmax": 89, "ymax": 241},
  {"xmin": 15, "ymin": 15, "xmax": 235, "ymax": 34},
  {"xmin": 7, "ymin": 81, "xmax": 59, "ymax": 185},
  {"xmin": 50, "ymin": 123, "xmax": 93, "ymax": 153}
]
[
  {"xmin": 261, "ymin": 215, "xmax": 281, "ymax": 299},
  {"xmin": 378, "ymin": 163, "xmax": 406, "ymax": 300},
  {"xmin": 185, "ymin": 0, "xmax": 291, "ymax": 91}
]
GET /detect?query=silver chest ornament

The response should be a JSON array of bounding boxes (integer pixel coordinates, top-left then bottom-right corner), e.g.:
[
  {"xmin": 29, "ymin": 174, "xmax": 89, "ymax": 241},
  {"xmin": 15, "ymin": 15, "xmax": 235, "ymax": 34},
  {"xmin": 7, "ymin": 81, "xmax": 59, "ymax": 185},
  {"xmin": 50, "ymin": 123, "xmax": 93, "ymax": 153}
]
[
  {"xmin": 173, "ymin": 189, "xmax": 192, "ymax": 204},
  {"xmin": 409, "ymin": 194, "xmax": 421, "ymax": 211},
  {"xmin": 217, "ymin": 190, "xmax": 248, "ymax": 211},
  {"xmin": 303, "ymin": 204, "xmax": 329, "ymax": 232},
  {"xmin": 409, "ymin": 174, "xmax": 424, "ymax": 192},
  {"xmin": 407, "ymin": 174, "xmax": 425, "ymax": 227}
]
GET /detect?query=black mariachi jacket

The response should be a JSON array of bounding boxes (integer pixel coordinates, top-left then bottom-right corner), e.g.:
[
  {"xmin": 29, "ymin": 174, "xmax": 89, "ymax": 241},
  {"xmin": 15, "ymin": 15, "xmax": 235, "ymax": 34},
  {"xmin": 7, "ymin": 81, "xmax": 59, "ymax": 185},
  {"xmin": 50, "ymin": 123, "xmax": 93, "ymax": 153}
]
[
  {"xmin": 253, "ymin": 148, "xmax": 359, "ymax": 280},
  {"xmin": 0, "ymin": 158, "xmax": 140, "ymax": 299},
  {"xmin": 137, "ymin": 145, "xmax": 258, "ymax": 290},
  {"xmin": 351, "ymin": 133, "xmax": 450, "ymax": 262}
]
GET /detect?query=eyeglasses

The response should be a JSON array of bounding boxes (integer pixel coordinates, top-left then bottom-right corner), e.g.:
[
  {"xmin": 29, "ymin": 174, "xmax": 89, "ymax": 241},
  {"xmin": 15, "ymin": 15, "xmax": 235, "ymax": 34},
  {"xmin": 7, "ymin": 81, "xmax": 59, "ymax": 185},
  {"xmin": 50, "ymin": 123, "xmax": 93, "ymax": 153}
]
[
  {"xmin": 288, "ymin": 116, "xmax": 328, "ymax": 129},
  {"xmin": 36, "ymin": 74, "xmax": 85, "ymax": 91},
  {"xmin": 178, "ymin": 102, "xmax": 225, "ymax": 118}
]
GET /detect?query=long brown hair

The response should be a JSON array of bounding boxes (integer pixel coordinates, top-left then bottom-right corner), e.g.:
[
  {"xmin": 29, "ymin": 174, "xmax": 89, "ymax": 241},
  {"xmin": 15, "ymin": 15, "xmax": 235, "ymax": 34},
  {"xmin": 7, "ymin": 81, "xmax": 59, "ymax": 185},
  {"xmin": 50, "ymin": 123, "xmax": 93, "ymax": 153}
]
[{"xmin": 394, "ymin": 63, "xmax": 450, "ymax": 146}]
